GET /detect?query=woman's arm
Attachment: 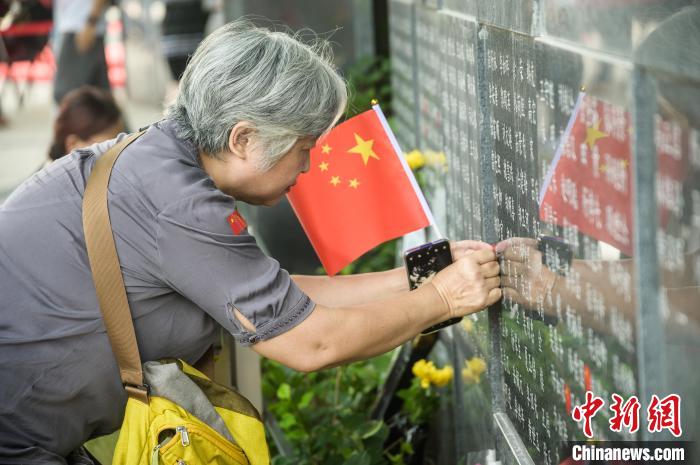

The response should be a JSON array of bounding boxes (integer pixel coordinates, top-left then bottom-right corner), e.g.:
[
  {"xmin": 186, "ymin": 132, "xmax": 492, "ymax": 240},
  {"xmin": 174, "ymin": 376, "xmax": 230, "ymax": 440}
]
[
  {"xmin": 254, "ymin": 249, "xmax": 501, "ymax": 372},
  {"xmin": 291, "ymin": 240, "xmax": 493, "ymax": 307},
  {"xmin": 291, "ymin": 268, "xmax": 407, "ymax": 307},
  {"xmin": 253, "ymin": 283, "xmax": 447, "ymax": 372},
  {"xmin": 498, "ymin": 238, "xmax": 636, "ymax": 334},
  {"xmin": 501, "ymin": 241, "xmax": 700, "ymax": 337}
]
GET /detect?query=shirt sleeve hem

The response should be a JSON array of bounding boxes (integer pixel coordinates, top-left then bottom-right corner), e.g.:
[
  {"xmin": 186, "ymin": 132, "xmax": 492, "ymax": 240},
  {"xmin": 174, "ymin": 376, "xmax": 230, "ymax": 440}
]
[{"xmin": 235, "ymin": 295, "xmax": 316, "ymax": 347}]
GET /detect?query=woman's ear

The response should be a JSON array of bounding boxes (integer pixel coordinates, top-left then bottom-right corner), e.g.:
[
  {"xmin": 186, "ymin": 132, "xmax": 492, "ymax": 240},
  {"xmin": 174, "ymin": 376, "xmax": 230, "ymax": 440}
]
[{"xmin": 228, "ymin": 122, "xmax": 256, "ymax": 160}]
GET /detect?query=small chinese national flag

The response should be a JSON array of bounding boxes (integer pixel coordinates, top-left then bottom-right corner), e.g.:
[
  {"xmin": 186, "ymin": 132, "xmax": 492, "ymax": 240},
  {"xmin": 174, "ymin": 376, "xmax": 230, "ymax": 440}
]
[
  {"xmin": 539, "ymin": 93, "xmax": 633, "ymax": 255},
  {"xmin": 288, "ymin": 106, "xmax": 432, "ymax": 275},
  {"xmin": 227, "ymin": 210, "xmax": 247, "ymax": 235}
]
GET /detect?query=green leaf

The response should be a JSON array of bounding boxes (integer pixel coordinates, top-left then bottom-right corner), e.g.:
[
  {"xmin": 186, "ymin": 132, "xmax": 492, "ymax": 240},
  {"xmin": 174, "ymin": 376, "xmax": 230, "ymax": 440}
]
[
  {"xmin": 279, "ymin": 412, "xmax": 297, "ymax": 429},
  {"xmin": 344, "ymin": 451, "xmax": 371, "ymax": 465},
  {"xmin": 286, "ymin": 429, "xmax": 307, "ymax": 441},
  {"xmin": 361, "ymin": 420, "xmax": 384, "ymax": 439},
  {"xmin": 277, "ymin": 383, "xmax": 291, "ymax": 400},
  {"xmin": 298, "ymin": 391, "xmax": 314, "ymax": 409}
]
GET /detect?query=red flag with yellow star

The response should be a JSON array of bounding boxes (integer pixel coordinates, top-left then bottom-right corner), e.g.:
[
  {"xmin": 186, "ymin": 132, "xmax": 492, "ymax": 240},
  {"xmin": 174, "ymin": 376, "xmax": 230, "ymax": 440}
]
[
  {"xmin": 539, "ymin": 93, "xmax": 633, "ymax": 255},
  {"xmin": 288, "ymin": 106, "xmax": 432, "ymax": 275}
]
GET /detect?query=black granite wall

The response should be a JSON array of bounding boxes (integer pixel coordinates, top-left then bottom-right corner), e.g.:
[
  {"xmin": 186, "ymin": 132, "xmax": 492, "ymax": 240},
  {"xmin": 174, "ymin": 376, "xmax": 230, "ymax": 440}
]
[{"xmin": 388, "ymin": 1, "xmax": 699, "ymax": 463}]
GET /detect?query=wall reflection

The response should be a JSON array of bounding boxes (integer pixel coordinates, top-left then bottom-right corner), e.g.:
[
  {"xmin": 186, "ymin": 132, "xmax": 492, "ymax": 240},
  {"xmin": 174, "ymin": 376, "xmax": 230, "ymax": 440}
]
[{"xmin": 388, "ymin": 1, "xmax": 698, "ymax": 464}]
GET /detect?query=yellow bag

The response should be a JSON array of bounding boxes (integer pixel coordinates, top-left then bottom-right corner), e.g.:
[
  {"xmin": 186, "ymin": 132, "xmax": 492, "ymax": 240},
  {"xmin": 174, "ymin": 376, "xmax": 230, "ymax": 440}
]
[
  {"xmin": 82, "ymin": 133, "xmax": 270, "ymax": 465},
  {"xmin": 113, "ymin": 360, "xmax": 269, "ymax": 465}
]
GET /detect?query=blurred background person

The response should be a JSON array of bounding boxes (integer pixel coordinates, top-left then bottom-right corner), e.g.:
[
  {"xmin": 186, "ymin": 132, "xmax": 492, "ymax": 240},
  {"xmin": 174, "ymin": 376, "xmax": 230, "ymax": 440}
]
[
  {"xmin": 48, "ymin": 85, "xmax": 124, "ymax": 163},
  {"xmin": 52, "ymin": 0, "xmax": 111, "ymax": 104},
  {"xmin": 159, "ymin": 0, "xmax": 219, "ymax": 103},
  {"xmin": 160, "ymin": 0, "xmax": 215, "ymax": 81},
  {"xmin": 0, "ymin": 0, "xmax": 53, "ymax": 125}
]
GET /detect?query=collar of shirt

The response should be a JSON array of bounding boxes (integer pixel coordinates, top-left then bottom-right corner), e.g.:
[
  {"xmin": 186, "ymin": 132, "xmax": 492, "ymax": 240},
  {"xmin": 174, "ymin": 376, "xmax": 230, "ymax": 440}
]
[{"xmin": 157, "ymin": 118, "xmax": 201, "ymax": 167}]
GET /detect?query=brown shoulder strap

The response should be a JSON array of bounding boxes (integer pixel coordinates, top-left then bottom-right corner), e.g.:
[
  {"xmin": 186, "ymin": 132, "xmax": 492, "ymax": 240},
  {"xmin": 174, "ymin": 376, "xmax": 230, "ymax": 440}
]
[{"xmin": 82, "ymin": 131, "xmax": 149, "ymax": 403}]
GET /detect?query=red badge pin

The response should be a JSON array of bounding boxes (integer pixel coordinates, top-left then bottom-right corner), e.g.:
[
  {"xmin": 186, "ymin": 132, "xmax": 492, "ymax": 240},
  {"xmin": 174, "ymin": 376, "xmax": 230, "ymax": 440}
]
[{"xmin": 227, "ymin": 210, "xmax": 247, "ymax": 235}]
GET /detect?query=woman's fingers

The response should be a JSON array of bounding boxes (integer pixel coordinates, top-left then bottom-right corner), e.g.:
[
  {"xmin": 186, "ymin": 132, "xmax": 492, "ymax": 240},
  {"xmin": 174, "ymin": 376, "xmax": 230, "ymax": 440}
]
[
  {"xmin": 485, "ymin": 276, "xmax": 501, "ymax": 289},
  {"xmin": 496, "ymin": 237, "xmax": 540, "ymax": 262},
  {"xmin": 500, "ymin": 274, "xmax": 519, "ymax": 289},
  {"xmin": 485, "ymin": 287, "xmax": 503, "ymax": 306},
  {"xmin": 473, "ymin": 248, "xmax": 498, "ymax": 264},
  {"xmin": 501, "ymin": 286, "xmax": 524, "ymax": 305},
  {"xmin": 451, "ymin": 240, "xmax": 493, "ymax": 260},
  {"xmin": 481, "ymin": 260, "xmax": 500, "ymax": 278},
  {"xmin": 500, "ymin": 260, "xmax": 527, "ymax": 278}
]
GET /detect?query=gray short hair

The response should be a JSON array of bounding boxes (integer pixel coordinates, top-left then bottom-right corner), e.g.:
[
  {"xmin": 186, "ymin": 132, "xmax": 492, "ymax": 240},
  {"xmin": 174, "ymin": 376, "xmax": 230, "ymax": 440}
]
[{"xmin": 166, "ymin": 20, "xmax": 348, "ymax": 170}]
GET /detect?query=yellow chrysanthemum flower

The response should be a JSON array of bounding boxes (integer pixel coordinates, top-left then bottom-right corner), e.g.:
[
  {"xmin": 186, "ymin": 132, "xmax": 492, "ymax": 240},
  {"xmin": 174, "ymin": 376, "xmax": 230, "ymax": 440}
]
[
  {"xmin": 412, "ymin": 359, "xmax": 453, "ymax": 389},
  {"xmin": 462, "ymin": 357, "xmax": 487, "ymax": 384},
  {"xmin": 404, "ymin": 150, "xmax": 425, "ymax": 170},
  {"xmin": 430, "ymin": 366, "xmax": 454, "ymax": 387},
  {"xmin": 412, "ymin": 359, "xmax": 434, "ymax": 379},
  {"xmin": 461, "ymin": 318, "xmax": 474, "ymax": 333},
  {"xmin": 424, "ymin": 150, "xmax": 448, "ymax": 169},
  {"xmin": 462, "ymin": 368, "xmax": 479, "ymax": 384},
  {"xmin": 467, "ymin": 357, "xmax": 486, "ymax": 376}
]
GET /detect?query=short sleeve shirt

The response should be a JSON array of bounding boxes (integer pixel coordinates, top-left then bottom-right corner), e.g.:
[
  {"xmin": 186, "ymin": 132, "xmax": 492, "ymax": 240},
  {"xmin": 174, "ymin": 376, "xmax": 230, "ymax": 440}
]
[
  {"xmin": 0, "ymin": 120, "xmax": 315, "ymax": 463},
  {"xmin": 54, "ymin": 0, "xmax": 106, "ymax": 34}
]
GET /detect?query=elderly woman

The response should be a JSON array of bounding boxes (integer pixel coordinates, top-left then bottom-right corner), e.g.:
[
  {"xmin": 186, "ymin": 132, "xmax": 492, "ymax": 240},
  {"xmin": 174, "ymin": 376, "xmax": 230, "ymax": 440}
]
[{"xmin": 0, "ymin": 21, "xmax": 500, "ymax": 463}]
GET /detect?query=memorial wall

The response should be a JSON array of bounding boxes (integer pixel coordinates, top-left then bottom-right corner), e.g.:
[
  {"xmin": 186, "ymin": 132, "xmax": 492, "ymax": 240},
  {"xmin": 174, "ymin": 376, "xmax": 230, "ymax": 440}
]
[
  {"xmin": 388, "ymin": 1, "xmax": 699, "ymax": 464},
  {"xmin": 226, "ymin": 0, "xmax": 375, "ymax": 68}
]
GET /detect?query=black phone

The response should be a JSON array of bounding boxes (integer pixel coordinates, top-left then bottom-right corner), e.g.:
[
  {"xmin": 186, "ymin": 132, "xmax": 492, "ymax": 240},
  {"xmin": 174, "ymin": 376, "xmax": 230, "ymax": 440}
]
[{"xmin": 403, "ymin": 238, "xmax": 462, "ymax": 334}]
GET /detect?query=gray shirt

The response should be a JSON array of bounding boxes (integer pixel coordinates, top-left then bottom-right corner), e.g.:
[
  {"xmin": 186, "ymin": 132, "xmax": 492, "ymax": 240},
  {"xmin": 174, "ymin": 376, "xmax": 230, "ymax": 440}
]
[{"xmin": 0, "ymin": 120, "xmax": 315, "ymax": 463}]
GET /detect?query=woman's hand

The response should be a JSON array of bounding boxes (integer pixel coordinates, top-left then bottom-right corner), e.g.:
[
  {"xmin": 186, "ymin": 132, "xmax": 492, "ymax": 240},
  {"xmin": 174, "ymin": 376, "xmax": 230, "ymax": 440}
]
[
  {"xmin": 496, "ymin": 238, "xmax": 557, "ymax": 309},
  {"xmin": 430, "ymin": 248, "xmax": 502, "ymax": 318},
  {"xmin": 450, "ymin": 239, "xmax": 494, "ymax": 260},
  {"xmin": 75, "ymin": 25, "xmax": 97, "ymax": 53}
]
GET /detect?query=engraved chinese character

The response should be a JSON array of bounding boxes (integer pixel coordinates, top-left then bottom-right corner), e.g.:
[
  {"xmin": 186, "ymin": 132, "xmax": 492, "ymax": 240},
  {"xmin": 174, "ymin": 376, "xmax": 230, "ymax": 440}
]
[
  {"xmin": 539, "ymin": 79, "xmax": 555, "ymax": 109},
  {"xmin": 560, "ymin": 176, "xmax": 579, "ymax": 211},
  {"xmin": 526, "ymin": 59, "xmax": 536, "ymax": 87},
  {"xmin": 501, "ymin": 87, "xmax": 512, "ymax": 112},
  {"xmin": 605, "ymin": 205, "xmax": 631, "ymax": 248},
  {"xmin": 487, "ymin": 48, "xmax": 498, "ymax": 71}
]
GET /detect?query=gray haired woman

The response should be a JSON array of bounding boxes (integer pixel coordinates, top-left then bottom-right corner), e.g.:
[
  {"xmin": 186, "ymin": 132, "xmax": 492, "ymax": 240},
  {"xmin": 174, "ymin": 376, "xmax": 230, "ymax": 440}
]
[{"xmin": 0, "ymin": 20, "xmax": 500, "ymax": 464}]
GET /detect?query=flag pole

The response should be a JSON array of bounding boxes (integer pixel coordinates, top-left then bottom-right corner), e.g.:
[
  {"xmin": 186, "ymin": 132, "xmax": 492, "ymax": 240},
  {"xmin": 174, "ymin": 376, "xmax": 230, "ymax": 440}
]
[
  {"xmin": 538, "ymin": 89, "xmax": 586, "ymax": 206},
  {"xmin": 371, "ymin": 101, "xmax": 443, "ymax": 239}
]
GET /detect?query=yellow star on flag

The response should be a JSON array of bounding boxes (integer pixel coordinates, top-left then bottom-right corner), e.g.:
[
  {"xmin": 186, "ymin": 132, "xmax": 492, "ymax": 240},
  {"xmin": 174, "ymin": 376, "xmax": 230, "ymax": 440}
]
[
  {"xmin": 585, "ymin": 121, "xmax": 608, "ymax": 151},
  {"xmin": 319, "ymin": 161, "xmax": 329, "ymax": 172},
  {"xmin": 321, "ymin": 143, "xmax": 332, "ymax": 154},
  {"xmin": 348, "ymin": 133, "xmax": 380, "ymax": 165},
  {"xmin": 348, "ymin": 178, "xmax": 360, "ymax": 189},
  {"xmin": 330, "ymin": 176, "xmax": 341, "ymax": 186}
]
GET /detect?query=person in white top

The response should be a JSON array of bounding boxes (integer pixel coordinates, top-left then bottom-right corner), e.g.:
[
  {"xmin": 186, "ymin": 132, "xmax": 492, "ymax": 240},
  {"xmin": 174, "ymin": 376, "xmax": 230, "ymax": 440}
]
[{"xmin": 52, "ymin": 0, "xmax": 110, "ymax": 104}]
